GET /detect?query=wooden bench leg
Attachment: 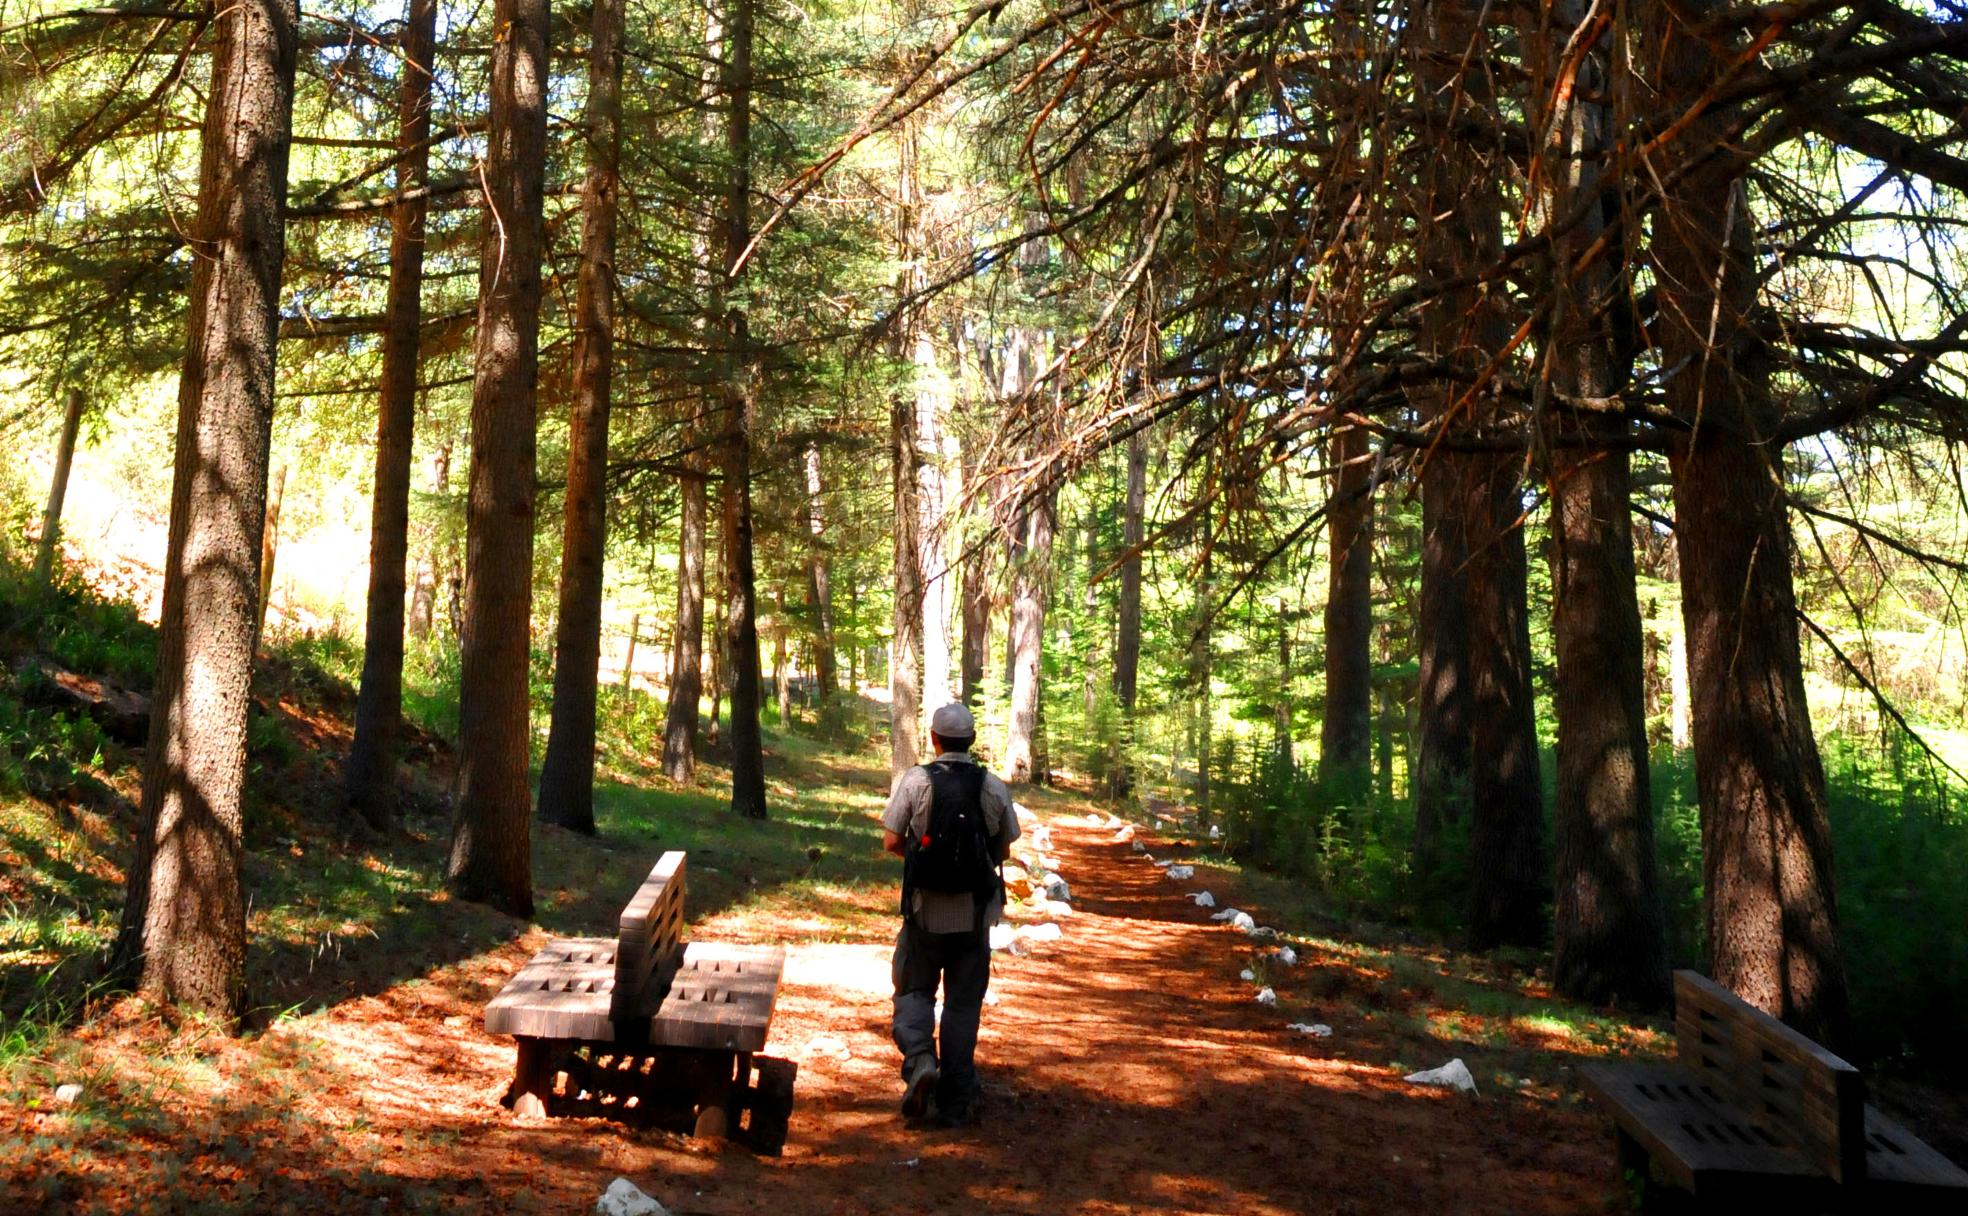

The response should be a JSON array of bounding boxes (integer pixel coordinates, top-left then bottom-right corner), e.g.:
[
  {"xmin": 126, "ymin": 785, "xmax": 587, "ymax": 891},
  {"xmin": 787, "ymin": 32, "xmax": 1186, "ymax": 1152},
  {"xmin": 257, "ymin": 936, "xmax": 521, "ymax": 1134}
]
[
  {"xmin": 690, "ymin": 1051, "xmax": 740, "ymax": 1140},
  {"xmin": 741, "ymin": 1056, "xmax": 797, "ymax": 1156},
  {"xmin": 507, "ymin": 1036, "xmax": 555, "ymax": 1120}
]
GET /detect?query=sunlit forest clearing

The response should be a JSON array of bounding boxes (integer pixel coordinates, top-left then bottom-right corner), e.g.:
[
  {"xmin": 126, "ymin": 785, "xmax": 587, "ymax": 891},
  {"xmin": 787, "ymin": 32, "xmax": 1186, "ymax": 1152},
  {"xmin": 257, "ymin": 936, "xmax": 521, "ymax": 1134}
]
[{"xmin": 5, "ymin": 0, "xmax": 1968, "ymax": 1210}]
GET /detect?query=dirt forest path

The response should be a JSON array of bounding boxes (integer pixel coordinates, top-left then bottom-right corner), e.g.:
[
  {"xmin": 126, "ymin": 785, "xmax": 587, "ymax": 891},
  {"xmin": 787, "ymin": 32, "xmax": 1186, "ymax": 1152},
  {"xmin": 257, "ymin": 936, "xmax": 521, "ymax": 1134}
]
[{"xmin": 272, "ymin": 799, "xmax": 1621, "ymax": 1216}]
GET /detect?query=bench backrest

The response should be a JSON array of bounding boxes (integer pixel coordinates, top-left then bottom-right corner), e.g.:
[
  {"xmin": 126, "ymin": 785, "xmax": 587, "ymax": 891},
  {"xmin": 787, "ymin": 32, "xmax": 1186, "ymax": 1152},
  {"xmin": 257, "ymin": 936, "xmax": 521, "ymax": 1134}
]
[
  {"xmin": 610, "ymin": 851, "xmax": 688, "ymax": 1022},
  {"xmin": 1673, "ymin": 969, "xmax": 1865, "ymax": 1183}
]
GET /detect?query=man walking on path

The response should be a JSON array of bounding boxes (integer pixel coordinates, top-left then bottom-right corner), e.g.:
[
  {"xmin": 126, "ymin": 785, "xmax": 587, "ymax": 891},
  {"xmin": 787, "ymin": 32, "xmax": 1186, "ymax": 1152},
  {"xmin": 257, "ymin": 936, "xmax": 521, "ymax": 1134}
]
[{"xmin": 883, "ymin": 702, "xmax": 1019, "ymax": 1127}]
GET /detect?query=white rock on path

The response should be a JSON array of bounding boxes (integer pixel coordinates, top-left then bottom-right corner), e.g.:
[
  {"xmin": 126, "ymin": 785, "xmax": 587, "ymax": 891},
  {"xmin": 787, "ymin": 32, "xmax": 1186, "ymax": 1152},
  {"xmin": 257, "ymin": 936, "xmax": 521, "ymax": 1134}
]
[
  {"xmin": 804, "ymin": 1035, "xmax": 851, "ymax": 1059},
  {"xmin": 1209, "ymin": 824, "xmax": 1223, "ymax": 841},
  {"xmin": 1018, "ymin": 922, "xmax": 1064, "ymax": 943},
  {"xmin": 1188, "ymin": 891, "xmax": 1216, "ymax": 908},
  {"xmin": 53, "ymin": 1083, "xmax": 83, "ymax": 1105},
  {"xmin": 1272, "ymin": 946, "xmax": 1298, "ymax": 966},
  {"xmin": 1153, "ymin": 859, "xmax": 1173, "ymax": 868},
  {"xmin": 1255, "ymin": 987, "xmax": 1277, "ymax": 1006},
  {"xmin": 988, "ymin": 924, "xmax": 1017, "ymax": 951},
  {"xmin": 1405, "ymin": 1059, "xmax": 1479, "ymax": 1095},
  {"xmin": 1164, "ymin": 864, "xmax": 1195, "ymax": 880},
  {"xmin": 1131, "ymin": 841, "xmax": 1148, "ymax": 854},
  {"xmin": 1288, "ymin": 1023, "xmax": 1333, "ymax": 1039},
  {"xmin": 1247, "ymin": 925, "xmax": 1278, "ymax": 939},
  {"xmin": 1210, "ymin": 906, "xmax": 1241, "ymax": 921},
  {"xmin": 1042, "ymin": 875, "xmax": 1072, "ymax": 902},
  {"xmin": 1014, "ymin": 801, "xmax": 1038, "ymax": 825},
  {"xmin": 1223, "ymin": 911, "xmax": 1256, "ymax": 931},
  {"xmin": 1113, "ymin": 824, "xmax": 1135, "ymax": 843},
  {"xmin": 596, "ymin": 1179, "xmax": 669, "ymax": 1216},
  {"xmin": 1239, "ymin": 968, "xmax": 1257, "ymax": 982}
]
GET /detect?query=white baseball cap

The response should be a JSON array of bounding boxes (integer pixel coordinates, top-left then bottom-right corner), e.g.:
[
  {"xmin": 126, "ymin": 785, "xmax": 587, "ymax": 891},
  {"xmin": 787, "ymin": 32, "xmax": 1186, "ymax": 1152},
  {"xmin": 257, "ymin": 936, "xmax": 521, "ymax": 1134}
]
[{"xmin": 929, "ymin": 703, "xmax": 975, "ymax": 738}]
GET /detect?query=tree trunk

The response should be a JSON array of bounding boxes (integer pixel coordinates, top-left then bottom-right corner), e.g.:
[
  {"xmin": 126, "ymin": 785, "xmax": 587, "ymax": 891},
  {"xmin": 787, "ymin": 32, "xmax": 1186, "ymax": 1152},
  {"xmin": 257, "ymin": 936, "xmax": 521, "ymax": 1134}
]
[
  {"xmin": 663, "ymin": 474, "xmax": 707, "ymax": 780},
  {"xmin": 1107, "ymin": 426, "xmax": 1147, "ymax": 796},
  {"xmin": 1648, "ymin": 0, "xmax": 1848, "ymax": 1046},
  {"xmin": 719, "ymin": 0, "xmax": 766, "ymax": 819},
  {"xmin": 958, "ymin": 430, "xmax": 992, "ymax": 706},
  {"xmin": 888, "ymin": 118, "xmax": 926, "ymax": 783},
  {"xmin": 802, "ymin": 442, "xmax": 836, "ymax": 700},
  {"xmin": 621, "ymin": 612, "xmax": 639, "ymax": 689},
  {"xmin": 255, "ymin": 465, "xmax": 286, "ymax": 651},
  {"xmin": 34, "ymin": 387, "xmax": 85, "ymax": 584},
  {"xmin": 109, "ymin": 0, "xmax": 298, "ymax": 1025},
  {"xmin": 537, "ymin": 0, "xmax": 626, "ymax": 836},
  {"xmin": 1407, "ymin": 3, "xmax": 1545, "ymax": 947},
  {"xmin": 447, "ymin": 0, "xmax": 550, "ymax": 917},
  {"xmin": 1544, "ymin": 1, "xmax": 1669, "ymax": 1007},
  {"xmin": 1319, "ymin": 423, "xmax": 1373, "ymax": 787},
  {"xmin": 1114, "ymin": 426, "xmax": 1146, "ymax": 713},
  {"xmin": 346, "ymin": 0, "xmax": 436, "ymax": 828},
  {"xmin": 661, "ymin": 0, "xmax": 724, "ymax": 784},
  {"xmin": 773, "ymin": 585, "xmax": 791, "ymax": 726},
  {"xmin": 917, "ymin": 333, "xmax": 953, "ymax": 716},
  {"xmin": 1003, "ymin": 488, "xmax": 1054, "ymax": 784},
  {"xmin": 1194, "ymin": 523, "xmax": 1214, "ymax": 824}
]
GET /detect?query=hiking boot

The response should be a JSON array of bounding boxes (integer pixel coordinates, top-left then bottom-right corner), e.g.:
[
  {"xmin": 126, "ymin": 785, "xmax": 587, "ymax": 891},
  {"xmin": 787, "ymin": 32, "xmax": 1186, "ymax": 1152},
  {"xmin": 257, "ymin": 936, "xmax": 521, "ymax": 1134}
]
[
  {"xmin": 932, "ymin": 1098, "xmax": 976, "ymax": 1129},
  {"xmin": 900, "ymin": 1056, "xmax": 940, "ymax": 1119}
]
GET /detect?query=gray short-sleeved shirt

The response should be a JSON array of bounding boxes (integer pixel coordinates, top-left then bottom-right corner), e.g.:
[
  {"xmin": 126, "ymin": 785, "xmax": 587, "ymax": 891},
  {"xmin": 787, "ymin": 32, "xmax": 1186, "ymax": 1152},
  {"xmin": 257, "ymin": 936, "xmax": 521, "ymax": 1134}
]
[{"xmin": 883, "ymin": 752, "xmax": 1021, "ymax": 933}]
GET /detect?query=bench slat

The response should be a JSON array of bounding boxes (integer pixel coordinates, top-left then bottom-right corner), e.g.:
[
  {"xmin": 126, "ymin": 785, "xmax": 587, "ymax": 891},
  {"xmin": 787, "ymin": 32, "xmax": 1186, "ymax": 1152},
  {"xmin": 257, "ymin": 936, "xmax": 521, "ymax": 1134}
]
[
  {"xmin": 1672, "ymin": 970, "xmax": 1866, "ymax": 1184},
  {"xmin": 612, "ymin": 851, "xmax": 688, "ymax": 1021},
  {"xmin": 1863, "ymin": 1104, "xmax": 1968, "ymax": 1209},
  {"xmin": 1580, "ymin": 1062, "xmax": 1830, "ymax": 1202}
]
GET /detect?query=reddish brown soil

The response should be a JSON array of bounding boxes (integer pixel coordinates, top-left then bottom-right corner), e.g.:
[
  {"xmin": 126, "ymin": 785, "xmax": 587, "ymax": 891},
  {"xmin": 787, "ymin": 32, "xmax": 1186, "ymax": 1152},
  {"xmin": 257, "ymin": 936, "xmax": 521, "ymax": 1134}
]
[{"xmin": 7, "ymin": 813, "xmax": 1624, "ymax": 1215}]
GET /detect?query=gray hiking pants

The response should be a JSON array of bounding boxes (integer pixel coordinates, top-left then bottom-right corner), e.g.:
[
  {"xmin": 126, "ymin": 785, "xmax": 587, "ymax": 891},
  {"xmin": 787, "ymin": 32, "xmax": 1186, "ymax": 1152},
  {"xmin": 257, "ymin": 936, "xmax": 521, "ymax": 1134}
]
[{"xmin": 891, "ymin": 918, "xmax": 990, "ymax": 1104}]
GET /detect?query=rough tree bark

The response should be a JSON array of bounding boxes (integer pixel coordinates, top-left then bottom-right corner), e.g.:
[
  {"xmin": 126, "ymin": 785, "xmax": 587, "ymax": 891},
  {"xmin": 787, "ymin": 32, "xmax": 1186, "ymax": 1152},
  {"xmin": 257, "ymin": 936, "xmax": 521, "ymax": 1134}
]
[
  {"xmin": 719, "ymin": 0, "xmax": 767, "ymax": 819},
  {"xmin": 447, "ymin": 0, "xmax": 550, "ymax": 916},
  {"xmin": 1108, "ymin": 425, "xmax": 1147, "ymax": 795},
  {"xmin": 1544, "ymin": 1, "xmax": 1669, "ymax": 1008},
  {"xmin": 1648, "ymin": 0, "xmax": 1849, "ymax": 1046},
  {"xmin": 346, "ymin": 0, "xmax": 437, "ymax": 828},
  {"xmin": 888, "ymin": 116, "xmax": 927, "ymax": 782},
  {"xmin": 1409, "ymin": 3, "xmax": 1545, "ymax": 947},
  {"xmin": 536, "ymin": 0, "xmax": 627, "ymax": 836},
  {"xmin": 34, "ymin": 387, "xmax": 85, "ymax": 584},
  {"xmin": 1319, "ymin": 423, "xmax": 1374, "ymax": 787},
  {"xmin": 109, "ymin": 0, "xmax": 298, "ymax": 1024}
]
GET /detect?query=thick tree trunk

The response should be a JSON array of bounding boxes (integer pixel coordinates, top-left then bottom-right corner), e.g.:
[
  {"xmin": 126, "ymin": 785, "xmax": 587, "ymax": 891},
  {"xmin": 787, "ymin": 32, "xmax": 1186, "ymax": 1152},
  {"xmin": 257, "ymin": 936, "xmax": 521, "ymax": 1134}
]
[
  {"xmin": 109, "ymin": 0, "xmax": 297, "ymax": 1024},
  {"xmin": 1319, "ymin": 423, "xmax": 1373, "ymax": 786},
  {"xmin": 34, "ymin": 387, "xmax": 85, "ymax": 584},
  {"xmin": 536, "ymin": 0, "xmax": 627, "ymax": 836},
  {"xmin": 1003, "ymin": 488, "xmax": 1054, "ymax": 784},
  {"xmin": 802, "ymin": 442, "xmax": 836, "ymax": 700},
  {"xmin": 1649, "ymin": 0, "xmax": 1848, "ymax": 1046},
  {"xmin": 345, "ymin": 0, "xmax": 436, "ymax": 828},
  {"xmin": 448, "ymin": 0, "xmax": 549, "ymax": 917},
  {"xmin": 1544, "ymin": 2, "xmax": 1669, "ymax": 1007},
  {"xmin": 1408, "ymin": 3, "xmax": 1545, "ymax": 946},
  {"xmin": 719, "ymin": 0, "xmax": 767, "ymax": 819}
]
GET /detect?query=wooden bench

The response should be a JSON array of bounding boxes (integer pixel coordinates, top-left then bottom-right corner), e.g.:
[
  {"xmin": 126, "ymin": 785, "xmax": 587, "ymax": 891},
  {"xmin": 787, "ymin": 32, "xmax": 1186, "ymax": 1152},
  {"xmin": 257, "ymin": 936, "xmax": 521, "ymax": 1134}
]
[
  {"xmin": 483, "ymin": 851, "xmax": 796, "ymax": 1153},
  {"xmin": 1581, "ymin": 970, "xmax": 1968, "ymax": 1211}
]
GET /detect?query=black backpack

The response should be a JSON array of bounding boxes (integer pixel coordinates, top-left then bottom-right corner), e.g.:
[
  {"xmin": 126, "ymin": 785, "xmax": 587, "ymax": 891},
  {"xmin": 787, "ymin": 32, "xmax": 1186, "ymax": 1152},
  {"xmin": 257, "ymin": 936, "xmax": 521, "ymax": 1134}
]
[{"xmin": 901, "ymin": 760, "xmax": 1002, "ymax": 931}]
